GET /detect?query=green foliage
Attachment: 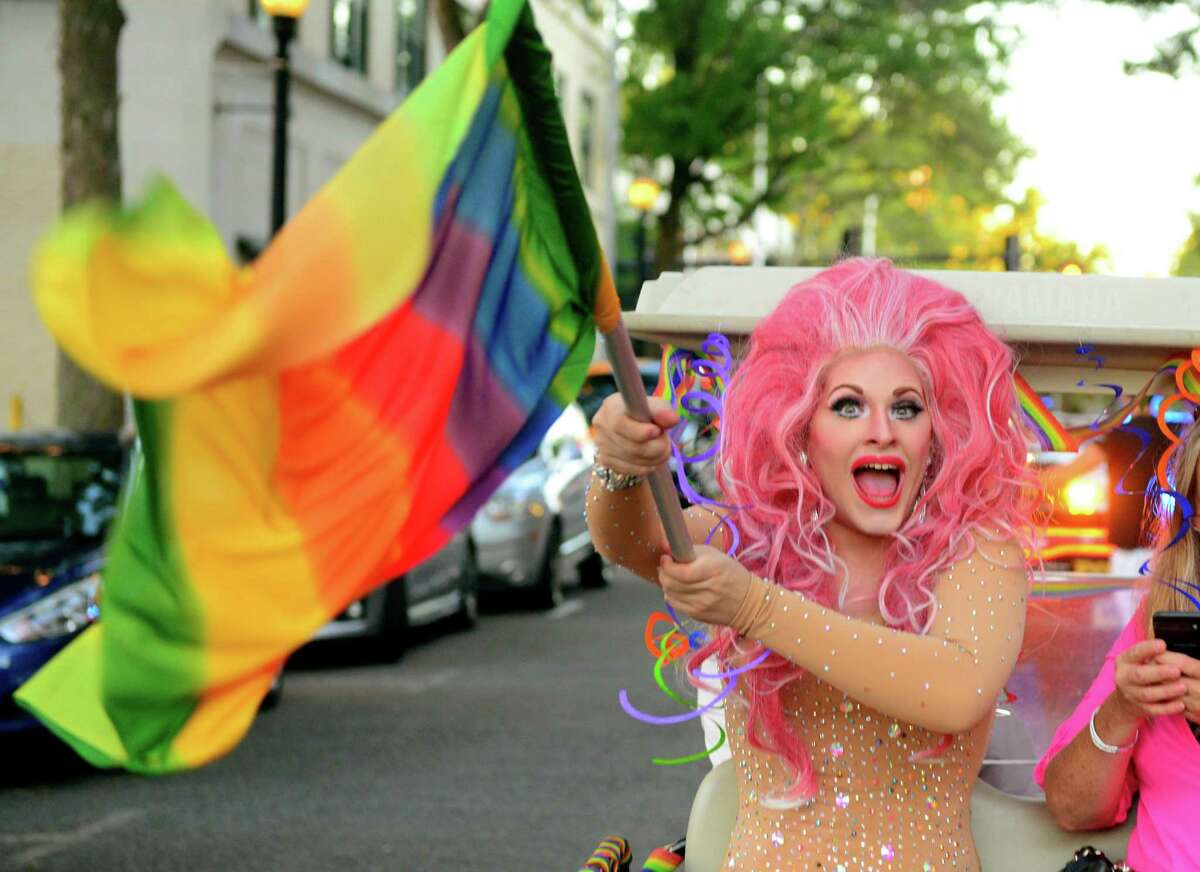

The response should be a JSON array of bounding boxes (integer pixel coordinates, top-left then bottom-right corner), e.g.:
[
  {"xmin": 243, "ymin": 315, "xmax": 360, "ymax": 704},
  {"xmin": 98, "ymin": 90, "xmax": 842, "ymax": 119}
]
[
  {"xmin": 621, "ymin": 0, "xmax": 1030, "ymax": 268},
  {"xmin": 793, "ymin": 184, "xmax": 1108, "ymax": 273},
  {"xmin": 1172, "ymin": 213, "xmax": 1200, "ymax": 275},
  {"xmin": 1095, "ymin": 0, "xmax": 1200, "ymax": 76}
]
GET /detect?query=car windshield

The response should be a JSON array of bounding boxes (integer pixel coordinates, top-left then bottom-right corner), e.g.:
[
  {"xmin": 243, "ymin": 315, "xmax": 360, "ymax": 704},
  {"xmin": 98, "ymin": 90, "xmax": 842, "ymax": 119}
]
[
  {"xmin": 0, "ymin": 448, "xmax": 124, "ymax": 543},
  {"xmin": 577, "ymin": 370, "xmax": 659, "ymax": 423}
]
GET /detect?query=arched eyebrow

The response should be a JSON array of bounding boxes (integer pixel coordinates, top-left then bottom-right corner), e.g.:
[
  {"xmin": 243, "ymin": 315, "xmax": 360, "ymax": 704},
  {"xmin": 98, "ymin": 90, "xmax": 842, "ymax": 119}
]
[{"xmin": 827, "ymin": 383, "xmax": 925, "ymax": 399}]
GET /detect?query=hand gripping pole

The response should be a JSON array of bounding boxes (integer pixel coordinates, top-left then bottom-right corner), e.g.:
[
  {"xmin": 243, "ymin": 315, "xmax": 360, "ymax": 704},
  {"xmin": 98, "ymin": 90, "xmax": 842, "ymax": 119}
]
[{"xmin": 599, "ymin": 322, "xmax": 695, "ymax": 562}]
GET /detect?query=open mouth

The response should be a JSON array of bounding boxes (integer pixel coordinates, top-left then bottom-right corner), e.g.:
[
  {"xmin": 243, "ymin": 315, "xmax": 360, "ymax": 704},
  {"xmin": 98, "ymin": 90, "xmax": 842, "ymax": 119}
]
[{"xmin": 851, "ymin": 455, "xmax": 906, "ymax": 509}]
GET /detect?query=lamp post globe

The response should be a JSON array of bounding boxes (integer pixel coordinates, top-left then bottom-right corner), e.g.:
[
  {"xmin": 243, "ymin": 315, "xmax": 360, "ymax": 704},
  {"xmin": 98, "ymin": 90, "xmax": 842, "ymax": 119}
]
[
  {"xmin": 262, "ymin": 0, "xmax": 310, "ymax": 15},
  {"xmin": 262, "ymin": 0, "xmax": 311, "ymax": 238},
  {"xmin": 628, "ymin": 177, "xmax": 660, "ymax": 213}
]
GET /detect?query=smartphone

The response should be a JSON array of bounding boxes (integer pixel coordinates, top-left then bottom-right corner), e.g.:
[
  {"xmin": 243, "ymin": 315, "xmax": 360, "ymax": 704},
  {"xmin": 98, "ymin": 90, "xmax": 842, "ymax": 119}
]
[{"xmin": 1152, "ymin": 611, "xmax": 1200, "ymax": 659}]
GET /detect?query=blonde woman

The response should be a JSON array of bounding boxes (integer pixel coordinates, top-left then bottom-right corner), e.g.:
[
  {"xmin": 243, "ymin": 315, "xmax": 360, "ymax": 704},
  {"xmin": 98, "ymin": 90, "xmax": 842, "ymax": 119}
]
[{"xmin": 1038, "ymin": 417, "xmax": 1200, "ymax": 872}]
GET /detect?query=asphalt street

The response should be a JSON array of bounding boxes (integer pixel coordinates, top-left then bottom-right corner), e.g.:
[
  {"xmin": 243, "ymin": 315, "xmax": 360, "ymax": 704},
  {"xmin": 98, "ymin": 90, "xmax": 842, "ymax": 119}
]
[{"xmin": 0, "ymin": 569, "xmax": 709, "ymax": 871}]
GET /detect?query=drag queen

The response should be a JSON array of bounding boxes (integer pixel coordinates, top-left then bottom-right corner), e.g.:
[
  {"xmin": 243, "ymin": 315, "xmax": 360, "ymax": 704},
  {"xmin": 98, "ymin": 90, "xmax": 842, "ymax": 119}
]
[{"xmin": 587, "ymin": 258, "xmax": 1034, "ymax": 870}]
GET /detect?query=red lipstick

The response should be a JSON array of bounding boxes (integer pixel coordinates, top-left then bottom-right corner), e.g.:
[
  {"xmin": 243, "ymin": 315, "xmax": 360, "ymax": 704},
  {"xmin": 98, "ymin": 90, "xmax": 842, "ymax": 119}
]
[{"xmin": 850, "ymin": 454, "xmax": 906, "ymax": 509}]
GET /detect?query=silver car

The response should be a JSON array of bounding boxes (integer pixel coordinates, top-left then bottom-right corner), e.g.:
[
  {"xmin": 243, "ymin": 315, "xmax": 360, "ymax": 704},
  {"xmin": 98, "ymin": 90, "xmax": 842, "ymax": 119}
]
[
  {"xmin": 312, "ymin": 531, "xmax": 478, "ymax": 660},
  {"xmin": 471, "ymin": 404, "xmax": 605, "ymax": 609}
]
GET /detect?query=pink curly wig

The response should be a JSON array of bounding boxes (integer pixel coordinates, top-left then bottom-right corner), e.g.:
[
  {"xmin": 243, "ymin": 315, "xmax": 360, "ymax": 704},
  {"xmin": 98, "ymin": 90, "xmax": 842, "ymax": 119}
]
[{"xmin": 689, "ymin": 258, "xmax": 1035, "ymax": 804}]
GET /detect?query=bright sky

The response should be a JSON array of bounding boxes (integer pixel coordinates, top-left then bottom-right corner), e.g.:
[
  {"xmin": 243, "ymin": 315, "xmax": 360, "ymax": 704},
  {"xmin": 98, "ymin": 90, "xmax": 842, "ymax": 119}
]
[{"xmin": 995, "ymin": 0, "xmax": 1200, "ymax": 276}]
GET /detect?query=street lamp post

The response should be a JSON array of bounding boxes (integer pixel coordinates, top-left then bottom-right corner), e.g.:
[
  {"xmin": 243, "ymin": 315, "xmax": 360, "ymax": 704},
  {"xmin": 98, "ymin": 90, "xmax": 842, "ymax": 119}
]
[
  {"xmin": 262, "ymin": 0, "xmax": 310, "ymax": 238},
  {"xmin": 627, "ymin": 177, "xmax": 660, "ymax": 290}
]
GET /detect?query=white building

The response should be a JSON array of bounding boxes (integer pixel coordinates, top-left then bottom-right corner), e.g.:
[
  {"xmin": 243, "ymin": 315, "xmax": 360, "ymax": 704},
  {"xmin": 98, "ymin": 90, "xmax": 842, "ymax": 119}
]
[{"xmin": 0, "ymin": 0, "xmax": 618, "ymax": 430}]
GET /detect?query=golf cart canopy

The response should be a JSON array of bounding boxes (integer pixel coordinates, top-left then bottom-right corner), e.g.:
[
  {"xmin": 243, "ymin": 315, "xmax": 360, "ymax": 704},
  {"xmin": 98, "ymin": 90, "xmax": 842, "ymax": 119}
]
[{"xmin": 624, "ymin": 267, "xmax": 1200, "ymax": 395}]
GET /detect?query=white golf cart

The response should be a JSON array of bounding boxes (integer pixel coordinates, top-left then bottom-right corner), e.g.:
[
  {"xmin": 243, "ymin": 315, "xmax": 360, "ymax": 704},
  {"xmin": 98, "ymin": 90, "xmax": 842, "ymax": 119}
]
[{"xmin": 620, "ymin": 266, "xmax": 1200, "ymax": 872}]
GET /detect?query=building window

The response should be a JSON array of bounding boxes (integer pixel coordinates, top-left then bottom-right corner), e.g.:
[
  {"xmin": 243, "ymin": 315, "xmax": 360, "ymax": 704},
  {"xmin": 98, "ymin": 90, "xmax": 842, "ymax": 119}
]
[
  {"xmin": 331, "ymin": 0, "xmax": 369, "ymax": 74},
  {"xmin": 247, "ymin": 0, "xmax": 269, "ymax": 26},
  {"xmin": 578, "ymin": 90, "xmax": 596, "ymax": 191},
  {"xmin": 395, "ymin": 0, "xmax": 426, "ymax": 94}
]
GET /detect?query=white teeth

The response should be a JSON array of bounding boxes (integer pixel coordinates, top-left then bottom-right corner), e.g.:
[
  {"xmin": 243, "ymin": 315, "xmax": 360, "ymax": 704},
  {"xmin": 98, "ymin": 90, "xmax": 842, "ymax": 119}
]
[{"xmin": 858, "ymin": 462, "xmax": 900, "ymax": 473}]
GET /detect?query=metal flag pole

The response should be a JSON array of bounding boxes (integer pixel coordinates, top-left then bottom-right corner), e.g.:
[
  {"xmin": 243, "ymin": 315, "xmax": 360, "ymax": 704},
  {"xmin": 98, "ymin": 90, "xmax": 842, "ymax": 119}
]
[{"xmin": 600, "ymin": 321, "xmax": 695, "ymax": 562}]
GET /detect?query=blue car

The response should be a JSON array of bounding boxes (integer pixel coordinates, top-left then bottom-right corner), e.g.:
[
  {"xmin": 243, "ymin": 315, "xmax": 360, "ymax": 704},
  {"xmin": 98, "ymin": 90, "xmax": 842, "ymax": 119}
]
[{"xmin": 0, "ymin": 432, "xmax": 124, "ymax": 732}]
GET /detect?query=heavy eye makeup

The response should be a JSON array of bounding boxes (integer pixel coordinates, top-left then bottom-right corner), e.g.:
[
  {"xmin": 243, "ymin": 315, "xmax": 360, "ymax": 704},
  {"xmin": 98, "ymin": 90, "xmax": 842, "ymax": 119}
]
[{"xmin": 828, "ymin": 393, "xmax": 925, "ymax": 420}]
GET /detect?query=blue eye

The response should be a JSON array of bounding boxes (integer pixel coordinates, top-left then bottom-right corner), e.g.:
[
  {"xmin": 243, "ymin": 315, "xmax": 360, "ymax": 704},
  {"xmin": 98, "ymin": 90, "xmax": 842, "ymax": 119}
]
[
  {"xmin": 831, "ymin": 397, "xmax": 864, "ymax": 418},
  {"xmin": 891, "ymin": 401, "xmax": 924, "ymax": 421}
]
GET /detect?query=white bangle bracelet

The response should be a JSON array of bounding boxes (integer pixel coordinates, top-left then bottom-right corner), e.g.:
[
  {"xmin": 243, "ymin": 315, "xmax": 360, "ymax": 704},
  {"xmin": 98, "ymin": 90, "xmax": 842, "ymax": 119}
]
[{"xmin": 1089, "ymin": 704, "xmax": 1138, "ymax": 754}]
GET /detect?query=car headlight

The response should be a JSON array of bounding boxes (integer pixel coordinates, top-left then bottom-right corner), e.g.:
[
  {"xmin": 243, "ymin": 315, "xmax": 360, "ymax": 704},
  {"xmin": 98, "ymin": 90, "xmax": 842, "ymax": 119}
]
[
  {"xmin": 483, "ymin": 490, "xmax": 519, "ymax": 521},
  {"xmin": 0, "ymin": 573, "xmax": 101, "ymax": 644}
]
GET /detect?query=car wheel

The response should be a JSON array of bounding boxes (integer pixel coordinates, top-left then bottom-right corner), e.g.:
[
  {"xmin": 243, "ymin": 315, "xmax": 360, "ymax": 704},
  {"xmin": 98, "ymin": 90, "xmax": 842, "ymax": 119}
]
[
  {"xmin": 452, "ymin": 538, "xmax": 480, "ymax": 631},
  {"xmin": 530, "ymin": 520, "xmax": 564, "ymax": 610},
  {"xmin": 577, "ymin": 549, "xmax": 607, "ymax": 589},
  {"xmin": 372, "ymin": 577, "xmax": 408, "ymax": 662}
]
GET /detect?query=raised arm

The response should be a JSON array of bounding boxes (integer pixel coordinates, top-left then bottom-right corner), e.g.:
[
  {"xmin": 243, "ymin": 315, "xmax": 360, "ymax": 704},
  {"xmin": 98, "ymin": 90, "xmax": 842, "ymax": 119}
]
[
  {"xmin": 585, "ymin": 392, "xmax": 728, "ymax": 582},
  {"xmin": 659, "ymin": 537, "xmax": 1027, "ymax": 734}
]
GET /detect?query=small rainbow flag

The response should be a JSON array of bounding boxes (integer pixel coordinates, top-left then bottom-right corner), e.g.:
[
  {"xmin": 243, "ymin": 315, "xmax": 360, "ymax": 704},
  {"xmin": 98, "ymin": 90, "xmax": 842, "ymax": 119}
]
[
  {"xmin": 641, "ymin": 846, "xmax": 685, "ymax": 871},
  {"xmin": 17, "ymin": 0, "xmax": 618, "ymax": 773},
  {"xmin": 1014, "ymin": 372, "xmax": 1077, "ymax": 452}
]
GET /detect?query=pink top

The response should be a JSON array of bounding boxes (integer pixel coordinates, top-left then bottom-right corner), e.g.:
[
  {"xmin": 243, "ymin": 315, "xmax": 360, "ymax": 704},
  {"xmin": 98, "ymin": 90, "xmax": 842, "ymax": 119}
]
[{"xmin": 1034, "ymin": 610, "xmax": 1200, "ymax": 872}]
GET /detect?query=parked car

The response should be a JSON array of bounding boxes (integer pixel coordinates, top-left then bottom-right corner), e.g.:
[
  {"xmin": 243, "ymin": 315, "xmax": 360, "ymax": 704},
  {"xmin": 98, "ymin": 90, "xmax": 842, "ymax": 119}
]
[
  {"xmin": 471, "ymin": 403, "xmax": 605, "ymax": 609},
  {"xmin": 0, "ymin": 432, "xmax": 124, "ymax": 733},
  {"xmin": 312, "ymin": 530, "xmax": 478, "ymax": 660},
  {"xmin": 576, "ymin": 358, "xmax": 662, "ymax": 424}
]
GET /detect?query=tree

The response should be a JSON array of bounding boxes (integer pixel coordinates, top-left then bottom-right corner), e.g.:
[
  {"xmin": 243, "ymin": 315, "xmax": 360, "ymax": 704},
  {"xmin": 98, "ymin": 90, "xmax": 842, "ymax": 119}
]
[
  {"xmin": 1096, "ymin": 0, "xmax": 1200, "ymax": 76},
  {"xmin": 57, "ymin": 0, "xmax": 126, "ymax": 433},
  {"xmin": 791, "ymin": 182, "xmax": 1108, "ymax": 273},
  {"xmin": 433, "ymin": 1, "xmax": 601, "ymax": 52},
  {"xmin": 1172, "ymin": 213, "xmax": 1200, "ymax": 275},
  {"xmin": 622, "ymin": 0, "xmax": 1030, "ymax": 274},
  {"xmin": 431, "ymin": 0, "xmax": 477, "ymax": 51},
  {"xmin": 1095, "ymin": 1, "xmax": 1200, "ymax": 272}
]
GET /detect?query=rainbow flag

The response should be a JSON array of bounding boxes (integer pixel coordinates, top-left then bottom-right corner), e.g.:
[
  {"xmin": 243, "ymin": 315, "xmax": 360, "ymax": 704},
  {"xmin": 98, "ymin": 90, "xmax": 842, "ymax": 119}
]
[
  {"xmin": 1014, "ymin": 372, "xmax": 1077, "ymax": 452},
  {"xmin": 16, "ymin": 0, "xmax": 619, "ymax": 773},
  {"xmin": 641, "ymin": 846, "xmax": 685, "ymax": 871}
]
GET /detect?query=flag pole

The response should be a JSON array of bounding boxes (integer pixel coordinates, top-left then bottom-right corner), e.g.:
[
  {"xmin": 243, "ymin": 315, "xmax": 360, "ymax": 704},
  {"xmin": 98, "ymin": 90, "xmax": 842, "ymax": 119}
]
[{"xmin": 600, "ymin": 321, "xmax": 695, "ymax": 562}]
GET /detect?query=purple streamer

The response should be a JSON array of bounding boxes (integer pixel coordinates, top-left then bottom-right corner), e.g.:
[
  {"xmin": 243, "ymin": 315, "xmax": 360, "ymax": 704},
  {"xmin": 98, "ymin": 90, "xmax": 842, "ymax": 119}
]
[
  {"xmin": 703, "ymin": 512, "xmax": 741, "ymax": 556},
  {"xmin": 1088, "ymin": 383, "xmax": 1126, "ymax": 431},
  {"xmin": 1075, "ymin": 344, "xmax": 1104, "ymax": 370},
  {"xmin": 1158, "ymin": 488, "xmax": 1194, "ymax": 553},
  {"xmin": 618, "ymin": 675, "xmax": 738, "ymax": 725},
  {"xmin": 664, "ymin": 333, "xmax": 746, "ymax": 542},
  {"xmin": 1159, "ymin": 581, "xmax": 1200, "ymax": 611},
  {"xmin": 1112, "ymin": 422, "xmax": 1152, "ymax": 496}
]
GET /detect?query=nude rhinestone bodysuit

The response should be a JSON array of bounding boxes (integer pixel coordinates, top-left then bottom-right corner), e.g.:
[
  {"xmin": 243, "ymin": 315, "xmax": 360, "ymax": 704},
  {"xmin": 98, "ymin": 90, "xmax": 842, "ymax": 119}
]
[
  {"xmin": 584, "ymin": 488, "xmax": 1025, "ymax": 869},
  {"xmin": 716, "ymin": 541, "xmax": 1026, "ymax": 872},
  {"xmin": 721, "ymin": 678, "xmax": 991, "ymax": 871}
]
